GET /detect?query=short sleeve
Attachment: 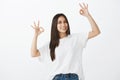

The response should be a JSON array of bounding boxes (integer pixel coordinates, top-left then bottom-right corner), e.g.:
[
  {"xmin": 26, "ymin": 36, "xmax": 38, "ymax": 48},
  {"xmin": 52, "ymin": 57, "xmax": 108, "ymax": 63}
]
[
  {"xmin": 80, "ymin": 32, "xmax": 89, "ymax": 48},
  {"xmin": 75, "ymin": 32, "xmax": 89, "ymax": 48},
  {"xmin": 38, "ymin": 43, "xmax": 49, "ymax": 62}
]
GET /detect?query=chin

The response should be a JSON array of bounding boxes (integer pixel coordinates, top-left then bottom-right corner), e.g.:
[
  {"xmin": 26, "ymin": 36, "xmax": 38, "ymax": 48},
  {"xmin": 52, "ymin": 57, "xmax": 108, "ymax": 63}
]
[{"xmin": 61, "ymin": 30, "xmax": 67, "ymax": 33}]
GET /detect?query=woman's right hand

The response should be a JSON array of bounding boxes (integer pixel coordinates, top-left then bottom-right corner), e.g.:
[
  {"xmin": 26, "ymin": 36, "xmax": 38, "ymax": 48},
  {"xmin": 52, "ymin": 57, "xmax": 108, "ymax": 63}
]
[{"xmin": 31, "ymin": 21, "xmax": 44, "ymax": 36}]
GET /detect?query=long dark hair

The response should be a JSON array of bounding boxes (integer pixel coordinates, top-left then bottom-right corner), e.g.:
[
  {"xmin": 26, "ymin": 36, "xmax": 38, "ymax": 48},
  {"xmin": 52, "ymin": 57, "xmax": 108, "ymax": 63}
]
[{"xmin": 49, "ymin": 13, "xmax": 70, "ymax": 61}]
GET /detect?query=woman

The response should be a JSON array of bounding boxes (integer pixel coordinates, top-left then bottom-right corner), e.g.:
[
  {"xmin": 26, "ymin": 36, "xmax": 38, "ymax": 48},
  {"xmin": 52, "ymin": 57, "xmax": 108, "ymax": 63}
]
[{"xmin": 31, "ymin": 3, "xmax": 100, "ymax": 80}]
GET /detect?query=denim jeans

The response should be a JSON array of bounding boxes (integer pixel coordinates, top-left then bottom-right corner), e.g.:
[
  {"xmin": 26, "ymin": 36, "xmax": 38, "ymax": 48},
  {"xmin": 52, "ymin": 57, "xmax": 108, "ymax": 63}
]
[{"xmin": 52, "ymin": 73, "xmax": 79, "ymax": 80}]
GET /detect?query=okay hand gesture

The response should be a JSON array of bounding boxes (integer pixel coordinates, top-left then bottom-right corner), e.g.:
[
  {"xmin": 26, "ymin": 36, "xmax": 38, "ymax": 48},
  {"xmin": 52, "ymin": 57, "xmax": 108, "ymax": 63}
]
[
  {"xmin": 31, "ymin": 21, "xmax": 44, "ymax": 36},
  {"xmin": 79, "ymin": 3, "xmax": 90, "ymax": 17}
]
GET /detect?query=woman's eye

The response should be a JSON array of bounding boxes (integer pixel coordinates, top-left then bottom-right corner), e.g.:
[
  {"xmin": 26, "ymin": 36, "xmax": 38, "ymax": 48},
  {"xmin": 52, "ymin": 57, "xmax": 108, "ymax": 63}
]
[
  {"xmin": 64, "ymin": 21, "xmax": 67, "ymax": 23},
  {"xmin": 58, "ymin": 21, "xmax": 62, "ymax": 24},
  {"xmin": 58, "ymin": 21, "xmax": 67, "ymax": 24}
]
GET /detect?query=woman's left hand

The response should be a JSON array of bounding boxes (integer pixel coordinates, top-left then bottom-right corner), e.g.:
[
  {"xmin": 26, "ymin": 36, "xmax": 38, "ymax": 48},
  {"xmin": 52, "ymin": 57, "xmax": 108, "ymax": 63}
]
[{"xmin": 79, "ymin": 3, "xmax": 90, "ymax": 17}]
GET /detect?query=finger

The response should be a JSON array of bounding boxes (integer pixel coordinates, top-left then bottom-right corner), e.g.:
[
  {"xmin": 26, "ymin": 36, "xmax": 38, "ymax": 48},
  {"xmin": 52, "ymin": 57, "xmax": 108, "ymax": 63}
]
[
  {"xmin": 79, "ymin": 3, "xmax": 84, "ymax": 9},
  {"xmin": 83, "ymin": 3, "xmax": 87, "ymax": 8},
  {"xmin": 34, "ymin": 21, "xmax": 37, "ymax": 27},
  {"xmin": 38, "ymin": 20, "xmax": 40, "ymax": 27},
  {"xmin": 40, "ymin": 27, "xmax": 44, "ymax": 32},
  {"xmin": 31, "ymin": 25, "xmax": 35, "ymax": 29},
  {"xmin": 86, "ymin": 4, "xmax": 88, "ymax": 8}
]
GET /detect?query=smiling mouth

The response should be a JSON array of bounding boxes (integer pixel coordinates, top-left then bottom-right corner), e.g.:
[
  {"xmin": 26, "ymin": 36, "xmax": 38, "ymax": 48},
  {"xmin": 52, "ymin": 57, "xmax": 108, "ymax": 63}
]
[
  {"xmin": 61, "ymin": 29, "xmax": 67, "ymax": 31},
  {"xmin": 60, "ymin": 27, "xmax": 67, "ymax": 30}
]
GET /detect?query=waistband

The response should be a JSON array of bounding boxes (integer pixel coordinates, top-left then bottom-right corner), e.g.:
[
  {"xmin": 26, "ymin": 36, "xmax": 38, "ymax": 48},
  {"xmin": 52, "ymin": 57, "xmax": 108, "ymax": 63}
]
[{"xmin": 52, "ymin": 73, "xmax": 79, "ymax": 80}]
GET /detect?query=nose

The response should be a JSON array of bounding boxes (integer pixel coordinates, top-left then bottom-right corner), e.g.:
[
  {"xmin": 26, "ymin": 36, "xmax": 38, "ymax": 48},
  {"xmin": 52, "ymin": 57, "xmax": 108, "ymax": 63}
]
[{"xmin": 61, "ymin": 22, "xmax": 66, "ymax": 27}]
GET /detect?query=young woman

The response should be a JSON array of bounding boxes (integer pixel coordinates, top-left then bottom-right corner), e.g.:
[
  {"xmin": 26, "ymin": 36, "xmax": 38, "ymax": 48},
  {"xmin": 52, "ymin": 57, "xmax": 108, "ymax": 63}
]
[{"xmin": 31, "ymin": 3, "xmax": 100, "ymax": 80}]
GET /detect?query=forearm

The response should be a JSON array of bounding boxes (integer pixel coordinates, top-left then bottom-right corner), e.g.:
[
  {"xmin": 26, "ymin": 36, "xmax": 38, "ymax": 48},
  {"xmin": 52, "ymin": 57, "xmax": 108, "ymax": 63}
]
[
  {"xmin": 31, "ymin": 33, "xmax": 39, "ymax": 57},
  {"xmin": 86, "ymin": 14, "xmax": 100, "ymax": 34}
]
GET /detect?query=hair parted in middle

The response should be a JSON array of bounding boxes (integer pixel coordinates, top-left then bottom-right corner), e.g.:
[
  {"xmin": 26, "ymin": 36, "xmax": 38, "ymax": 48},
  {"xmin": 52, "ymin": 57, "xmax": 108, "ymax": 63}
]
[{"xmin": 49, "ymin": 13, "xmax": 70, "ymax": 61}]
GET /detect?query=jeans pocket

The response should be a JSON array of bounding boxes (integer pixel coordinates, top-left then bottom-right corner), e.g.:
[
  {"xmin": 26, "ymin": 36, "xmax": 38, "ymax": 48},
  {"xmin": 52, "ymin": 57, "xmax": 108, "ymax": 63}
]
[
  {"xmin": 70, "ymin": 73, "xmax": 79, "ymax": 80},
  {"xmin": 52, "ymin": 74, "xmax": 62, "ymax": 80}
]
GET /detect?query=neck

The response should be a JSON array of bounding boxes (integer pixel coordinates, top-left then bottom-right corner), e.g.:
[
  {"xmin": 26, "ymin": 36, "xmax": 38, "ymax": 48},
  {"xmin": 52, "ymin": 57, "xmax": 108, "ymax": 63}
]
[{"xmin": 59, "ymin": 33, "xmax": 67, "ymax": 39}]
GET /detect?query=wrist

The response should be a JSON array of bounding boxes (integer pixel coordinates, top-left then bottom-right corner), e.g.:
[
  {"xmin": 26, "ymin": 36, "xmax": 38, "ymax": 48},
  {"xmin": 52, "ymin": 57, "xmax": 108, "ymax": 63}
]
[
  {"xmin": 34, "ymin": 33, "xmax": 39, "ymax": 37},
  {"xmin": 86, "ymin": 13, "xmax": 91, "ymax": 17}
]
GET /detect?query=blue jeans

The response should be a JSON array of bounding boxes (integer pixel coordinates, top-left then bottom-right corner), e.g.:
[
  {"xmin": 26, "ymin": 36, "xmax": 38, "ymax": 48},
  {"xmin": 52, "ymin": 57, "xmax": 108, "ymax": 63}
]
[{"xmin": 52, "ymin": 73, "xmax": 79, "ymax": 80}]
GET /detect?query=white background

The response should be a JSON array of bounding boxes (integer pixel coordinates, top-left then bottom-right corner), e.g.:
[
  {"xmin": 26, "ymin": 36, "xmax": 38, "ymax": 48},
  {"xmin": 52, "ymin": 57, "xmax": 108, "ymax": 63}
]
[{"xmin": 0, "ymin": 0, "xmax": 120, "ymax": 80}]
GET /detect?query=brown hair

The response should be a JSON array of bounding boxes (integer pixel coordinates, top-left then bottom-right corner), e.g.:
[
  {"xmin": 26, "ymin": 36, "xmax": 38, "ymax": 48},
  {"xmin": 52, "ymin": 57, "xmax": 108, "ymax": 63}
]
[{"xmin": 49, "ymin": 13, "xmax": 70, "ymax": 61}]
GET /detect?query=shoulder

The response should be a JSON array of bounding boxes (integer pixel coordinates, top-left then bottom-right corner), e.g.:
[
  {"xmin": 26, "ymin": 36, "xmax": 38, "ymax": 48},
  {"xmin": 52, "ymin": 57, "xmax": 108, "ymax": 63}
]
[
  {"xmin": 70, "ymin": 32, "xmax": 89, "ymax": 44},
  {"xmin": 70, "ymin": 32, "xmax": 88, "ymax": 38}
]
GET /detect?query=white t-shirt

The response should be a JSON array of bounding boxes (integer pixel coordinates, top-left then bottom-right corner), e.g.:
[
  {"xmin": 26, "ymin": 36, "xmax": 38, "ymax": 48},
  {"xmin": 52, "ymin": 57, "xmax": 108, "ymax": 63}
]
[{"xmin": 38, "ymin": 32, "xmax": 88, "ymax": 80}]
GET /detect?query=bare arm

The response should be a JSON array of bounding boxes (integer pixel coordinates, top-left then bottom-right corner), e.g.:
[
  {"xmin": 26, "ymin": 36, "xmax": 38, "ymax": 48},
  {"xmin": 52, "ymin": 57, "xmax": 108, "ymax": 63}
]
[
  {"xmin": 31, "ymin": 21, "xmax": 44, "ymax": 57},
  {"xmin": 79, "ymin": 3, "xmax": 101, "ymax": 39},
  {"xmin": 31, "ymin": 33, "xmax": 40, "ymax": 57},
  {"xmin": 86, "ymin": 14, "xmax": 100, "ymax": 39}
]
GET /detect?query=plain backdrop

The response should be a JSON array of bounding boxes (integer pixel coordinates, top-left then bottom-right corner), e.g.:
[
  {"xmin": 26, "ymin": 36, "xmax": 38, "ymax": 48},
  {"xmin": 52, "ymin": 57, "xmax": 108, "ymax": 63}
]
[{"xmin": 0, "ymin": 0, "xmax": 120, "ymax": 80}]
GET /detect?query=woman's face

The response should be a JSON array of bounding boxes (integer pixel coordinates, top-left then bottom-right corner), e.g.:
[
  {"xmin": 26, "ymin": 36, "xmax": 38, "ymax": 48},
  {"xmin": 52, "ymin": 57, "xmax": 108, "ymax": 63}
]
[{"xmin": 57, "ymin": 16, "xmax": 68, "ymax": 34}]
